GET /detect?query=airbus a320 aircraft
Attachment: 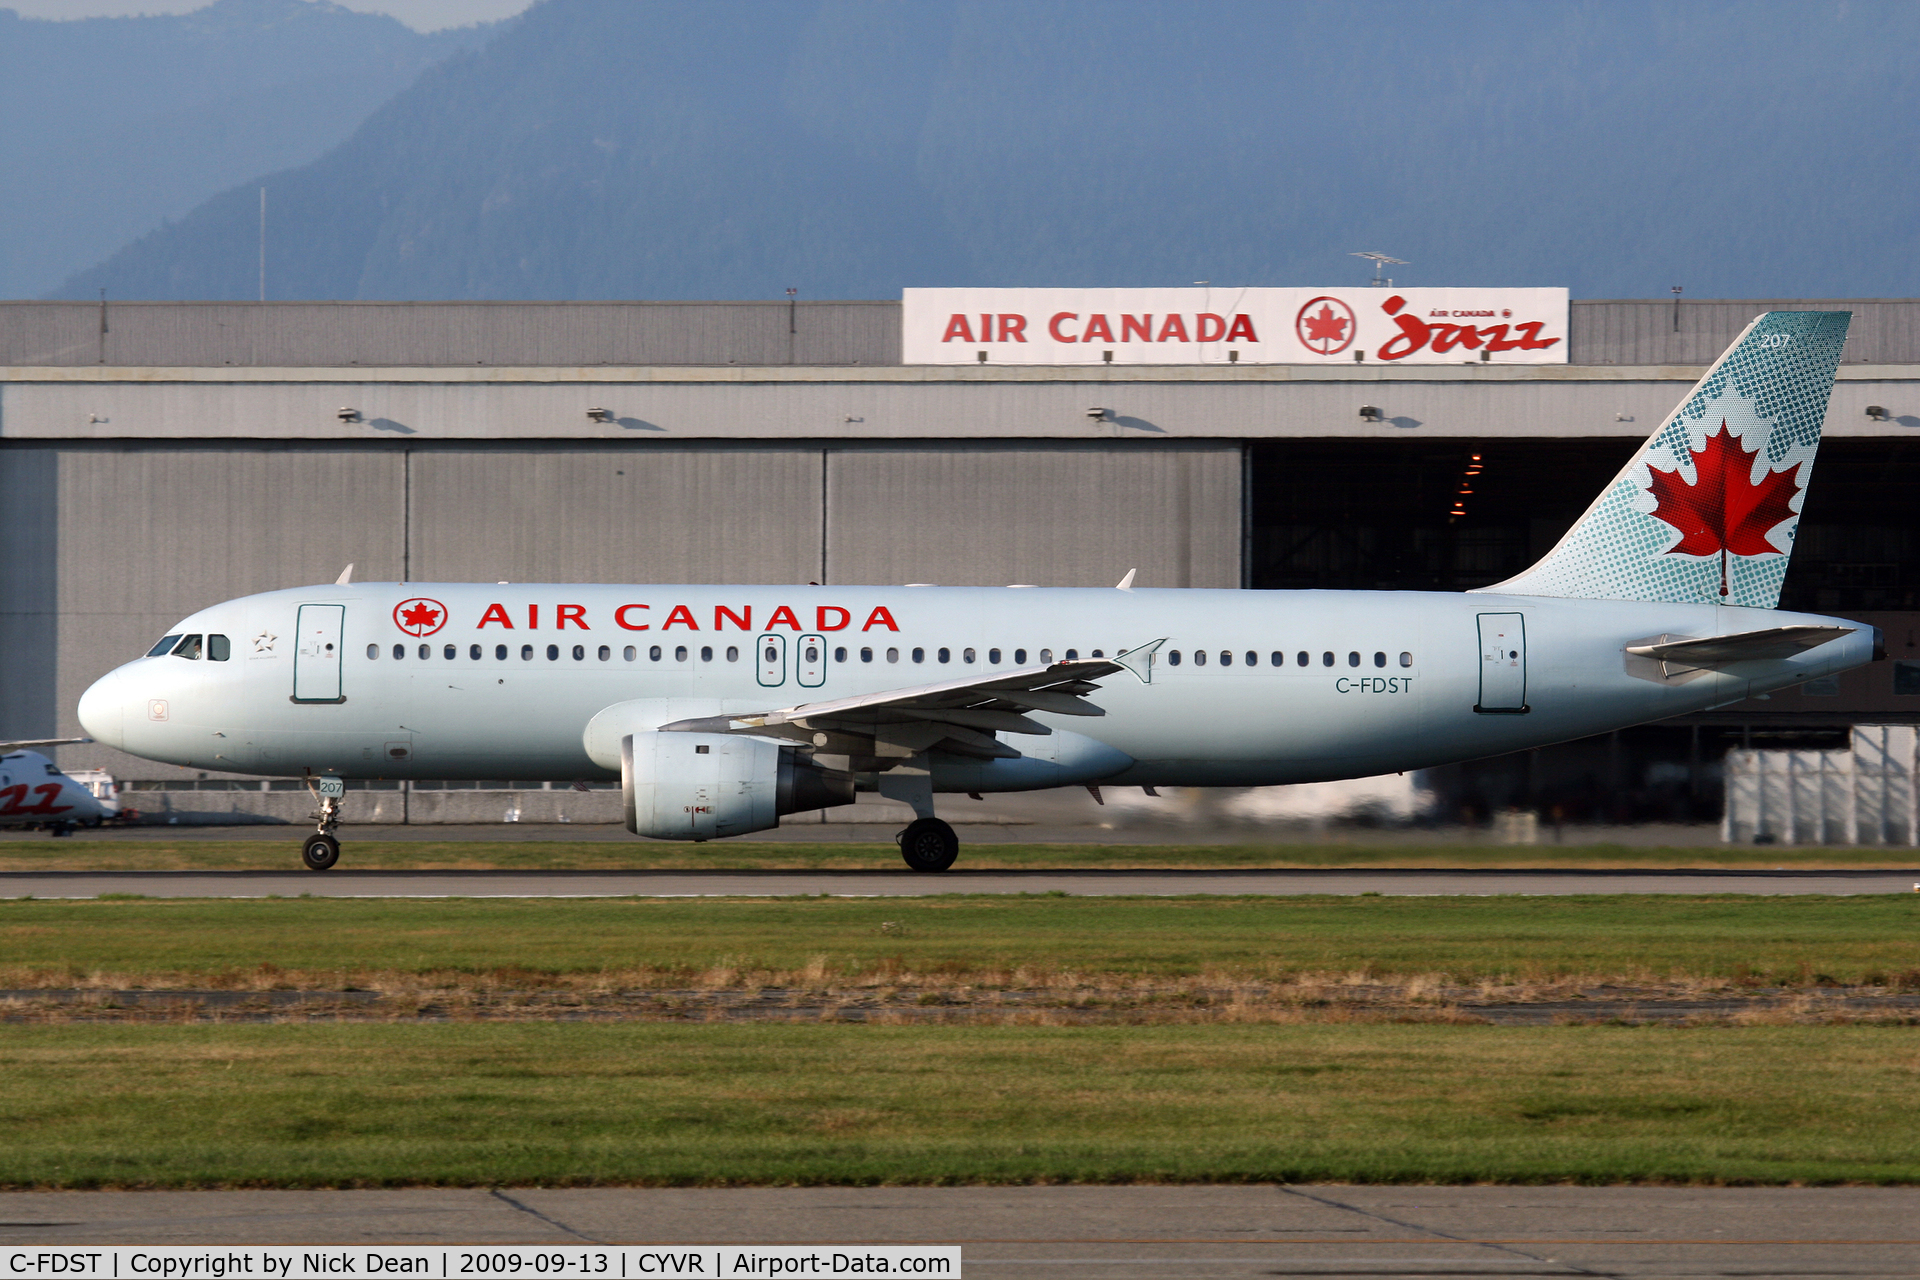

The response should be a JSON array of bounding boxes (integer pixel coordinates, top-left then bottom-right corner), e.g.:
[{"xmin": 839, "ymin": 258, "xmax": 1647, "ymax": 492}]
[
  {"xmin": 79, "ymin": 312, "xmax": 1872, "ymax": 872},
  {"xmin": 0, "ymin": 739, "xmax": 121, "ymax": 835}
]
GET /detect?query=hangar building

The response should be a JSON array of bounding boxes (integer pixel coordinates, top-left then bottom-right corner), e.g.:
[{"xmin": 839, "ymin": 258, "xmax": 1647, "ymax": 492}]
[{"xmin": 4, "ymin": 297, "xmax": 1917, "ymax": 823}]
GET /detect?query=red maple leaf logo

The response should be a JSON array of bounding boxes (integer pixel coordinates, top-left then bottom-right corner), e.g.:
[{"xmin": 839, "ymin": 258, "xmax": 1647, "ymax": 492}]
[
  {"xmin": 1302, "ymin": 304, "xmax": 1348, "ymax": 345},
  {"xmin": 401, "ymin": 602, "xmax": 440, "ymax": 629},
  {"xmin": 1645, "ymin": 422, "xmax": 1801, "ymax": 597},
  {"xmin": 393, "ymin": 597, "xmax": 448, "ymax": 636}
]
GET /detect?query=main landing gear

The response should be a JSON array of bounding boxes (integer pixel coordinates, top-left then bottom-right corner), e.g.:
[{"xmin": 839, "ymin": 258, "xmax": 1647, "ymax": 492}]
[
  {"xmin": 897, "ymin": 817, "xmax": 959, "ymax": 873},
  {"xmin": 301, "ymin": 776, "xmax": 343, "ymax": 871}
]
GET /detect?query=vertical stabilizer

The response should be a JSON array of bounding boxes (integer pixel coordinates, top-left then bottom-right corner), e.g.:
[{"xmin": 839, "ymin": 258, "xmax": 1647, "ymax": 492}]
[{"xmin": 1474, "ymin": 311, "xmax": 1849, "ymax": 608}]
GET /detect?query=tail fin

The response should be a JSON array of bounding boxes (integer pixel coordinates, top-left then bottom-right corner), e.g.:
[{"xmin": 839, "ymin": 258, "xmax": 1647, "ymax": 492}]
[{"xmin": 1474, "ymin": 310, "xmax": 1850, "ymax": 609}]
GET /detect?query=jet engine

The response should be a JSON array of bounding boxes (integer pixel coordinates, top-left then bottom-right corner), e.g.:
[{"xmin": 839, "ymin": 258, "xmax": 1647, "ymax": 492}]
[{"xmin": 621, "ymin": 731, "xmax": 854, "ymax": 840}]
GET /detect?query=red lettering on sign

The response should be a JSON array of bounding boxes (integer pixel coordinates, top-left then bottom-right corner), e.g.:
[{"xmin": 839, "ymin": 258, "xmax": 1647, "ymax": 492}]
[
  {"xmin": 1225, "ymin": 313, "xmax": 1257, "ymax": 344},
  {"xmin": 528, "ymin": 603, "xmax": 539, "ymax": 629},
  {"xmin": 662, "ymin": 605, "xmax": 698, "ymax": 630},
  {"xmin": 614, "ymin": 604, "xmax": 650, "ymax": 630},
  {"xmin": 816, "ymin": 605, "xmax": 851, "ymax": 632},
  {"xmin": 1121, "ymin": 314, "xmax": 1153, "ymax": 343},
  {"xmin": 1081, "ymin": 313, "xmax": 1114, "ymax": 343},
  {"xmin": 1156, "ymin": 314, "xmax": 1188, "ymax": 343},
  {"xmin": 861, "ymin": 606, "xmax": 900, "ymax": 632},
  {"xmin": 1048, "ymin": 312, "xmax": 1079, "ymax": 342},
  {"xmin": 556, "ymin": 604, "xmax": 588, "ymax": 630},
  {"xmin": 766, "ymin": 605, "xmax": 802, "ymax": 631},
  {"xmin": 997, "ymin": 314, "xmax": 1027, "ymax": 342},
  {"xmin": 477, "ymin": 603, "xmax": 514, "ymax": 629},
  {"xmin": 942, "ymin": 314, "xmax": 973, "ymax": 343},
  {"xmin": 1511, "ymin": 320, "xmax": 1559, "ymax": 350},
  {"xmin": 714, "ymin": 605, "xmax": 752, "ymax": 631},
  {"xmin": 1196, "ymin": 313, "xmax": 1226, "ymax": 343},
  {"xmin": 1428, "ymin": 322, "xmax": 1480, "ymax": 354}
]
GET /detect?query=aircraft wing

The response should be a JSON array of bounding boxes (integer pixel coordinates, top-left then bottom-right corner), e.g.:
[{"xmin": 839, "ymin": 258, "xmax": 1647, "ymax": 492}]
[
  {"xmin": 659, "ymin": 641, "xmax": 1163, "ymax": 761},
  {"xmin": 1625, "ymin": 625, "xmax": 1854, "ymax": 670},
  {"xmin": 0, "ymin": 737, "xmax": 91, "ymax": 754}
]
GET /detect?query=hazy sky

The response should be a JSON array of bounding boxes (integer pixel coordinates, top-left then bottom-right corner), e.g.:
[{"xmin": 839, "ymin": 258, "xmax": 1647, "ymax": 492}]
[{"xmin": 6, "ymin": 0, "xmax": 533, "ymax": 30}]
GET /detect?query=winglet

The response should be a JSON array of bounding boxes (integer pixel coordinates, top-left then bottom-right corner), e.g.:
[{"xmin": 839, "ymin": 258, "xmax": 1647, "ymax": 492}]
[
  {"xmin": 1114, "ymin": 638, "xmax": 1166, "ymax": 684},
  {"xmin": 1115, "ymin": 568, "xmax": 1136, "ymax": 591},
  {"xmin": 335, "ymin": 563, "xmax": 355, "ymax": 585}
]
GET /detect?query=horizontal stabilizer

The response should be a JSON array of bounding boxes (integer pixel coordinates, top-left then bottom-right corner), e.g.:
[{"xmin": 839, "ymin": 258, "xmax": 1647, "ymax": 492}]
[
  {"xmin": 0, "ymin": 737, "xmax": 91, "ymax": 755},
  {"xmin": 1625, "ymin": 625, "xmax": 1853, "ymax": 669}
]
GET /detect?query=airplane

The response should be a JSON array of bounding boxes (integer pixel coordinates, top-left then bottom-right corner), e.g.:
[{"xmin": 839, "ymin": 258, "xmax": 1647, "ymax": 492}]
[
  {"xmin": 0, "ymin": 739, "xmax": 122, "ymax": 835},
  {"xmin": 77, "ymin": 311, "xmax": 1872, "ymax": 873}
]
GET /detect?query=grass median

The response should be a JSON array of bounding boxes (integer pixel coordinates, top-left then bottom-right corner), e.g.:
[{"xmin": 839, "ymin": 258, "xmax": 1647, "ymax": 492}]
[
  {"xmin": 2, "ymin": 1022, "xmax": 1917, "ymax": 1187},
  {"xmin": 3, "ymin": 894, "xmax": 1918, "ymax": 990},
  {"xmin": 2, "ymin": 838, "xmax": 1917, "ymax": 873}
]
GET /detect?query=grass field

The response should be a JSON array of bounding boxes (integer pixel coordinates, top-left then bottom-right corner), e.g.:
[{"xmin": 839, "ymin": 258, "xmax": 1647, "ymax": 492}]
[
  {"xmin": 4, "ymin": 894, "xmax": 1918, "ymax": 990},
  {"xmin": 2, "ymin": 838, "xmax": 1916, "ymax": 873},
  {"xmin": 2, "ymin": 1022, "xmax": 1917, "ymax": 1187}
]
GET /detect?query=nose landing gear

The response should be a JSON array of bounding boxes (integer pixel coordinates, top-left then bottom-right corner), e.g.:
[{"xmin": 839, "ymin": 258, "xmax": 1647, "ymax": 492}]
[{"xmin": 300, "ymin": 775, "xmax": 344, "ymax": 871}]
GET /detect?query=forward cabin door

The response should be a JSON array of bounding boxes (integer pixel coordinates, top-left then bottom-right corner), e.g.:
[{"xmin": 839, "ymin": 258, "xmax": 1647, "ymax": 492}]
[
  {"xmin": 1475, "ymin": 612, "xmax": 1527, "ymax": 713},
  {"xmin": 756, "ymin": 633, "xmax": 787, "ymax": 687},
  {"xmin": 293, "ymin": 604, "xmax": 347, "ymax": 703}
]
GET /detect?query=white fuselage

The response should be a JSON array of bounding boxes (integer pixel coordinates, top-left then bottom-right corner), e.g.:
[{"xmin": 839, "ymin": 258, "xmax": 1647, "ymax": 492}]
[
  {"xmin": 78, "ymin": 583, "xmax": 1875, "ymax": 790},
  {"xmin": 0, "ymin": 751, "xmax": 114, "ymax": 827}
]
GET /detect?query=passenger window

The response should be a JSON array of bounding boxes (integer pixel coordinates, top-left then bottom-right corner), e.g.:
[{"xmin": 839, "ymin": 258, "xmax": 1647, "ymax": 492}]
[
  {"xmin": 1270, "ymin": 652, "xmax": 1282, "ymax": 666},
  {"xmin": 173, "ymin": 634, "xmax": 202, "ymax": 660},
  {"xmin": 522, "ymin": 644, "xmax": 534, "ymax": 660},
  {"xmin": 1322, "ymin": 652, "xmax": 1334, "ymax": 667},
  {"xmin": 496, "ymin": 644, "xmax": 508, "ymax": 660},
  {"xmin": 804, "ymin": 643, "xmax": 820, "ymax": 663},
  {"xmin": 1091, "ymin": 649, "xmax": 1104, "ymax": 658},
  {"xmin": 727, "ymin": 646, "xmax": 741, "ymax": 663},
  {"xmin": 1040, "ymin": 649, "xmax": 1053, "ymax": 663},
  {"xmin": 674, "ymin": 645, "xmax": 688, "ymax": 662},
  {"xmin": 624, "ymin": 646, "xmax": 636, "ymax": 661},
  {"xmin": 1373, "ymin": 652, "xmax": 1386, "ymax": 668},
  {"xmin": 886, "ymin": 648, "xmax": 900, "ymax": 663},
  {"xmin": 208, "ymin": 634, "xmax": 230, "ymax": 661},
  {"xmin": 989, "ymin": 648, "xmax": 1002, "ymax": 664},
  {"xmin": 1348, "ymin": 652, "xmax": 1360, "ymax": 667},
  {"xmin": 963, "ymin": 648, "xmax": 976, "ymax": 663},
  {"xmin": 394, "ymin": 644, "xmax": 406, "ymax": 660},
  {"xmin": 1014, "ymin": 649, "xmax": 1027, "ymax": 664},
  {"xmin": 418, "ymin": 644, "xmax": 430, "ymax": 660},
  {"xmin": 1169, "ymin": 650, "xmax": 1182, "ymax": 666},
  {"xmin": 147, "ymin": 634, "xmax": 183, "ymax": 657},
  {"xmin": 834, "ymin": 646, "xmax": 847, "ymax": 662},
  {"xmin": 912, "ymin": 648, "xmax": 924, "ymax": 663},
  {"xmin": 470, "ymin": 644, "xmax": 482, "ymax": 660},
  {"xmin": 700, "ymin": 646, "xmax": 713, "ymax": 662},
  {"xmin": 1194, "ymin": 650, "xmax": 1206, "ymax": 666},
  {"xmin": 572, "ymin": 645, "xmax": 586, "ymax": 661},
  {"xmin": 1400, "ymin": 652, "xmax": 1413, "ymax": 667},
  {"xmin": 1245, "ymin": 651, "xmax": 1256, "ymax": 667},
  {"xmin": 1297, "ymin": 651, "xmax": 1309, "ymax": 667},
  {"xmin": 1219, "ymin": 651, "xmax": 1232, "ymax": 666},
  {"xmin": 1065, "ymin": 649, "xmax": 1078, "ymax": 660},
  {"xmin": 599, "ymin": 645, "xmax": 611, "ymax": 661},
  {"xmin": 937, "ymin": 648, "xmax": 950, "ymax": 663},
  {"xmin": 367, "ymin": 644, "xmax": 379, "ymax": 660},
  {"xmin": 649, "ymin": 645, "xmax": 662, "ymax": 661},
  {"xmin": 444, "ymin": 644, "xmax": 456, "ymax": 660},
  {"xmin": 861, "ymin": 647, "xmax": 873, "ymax": 662}
]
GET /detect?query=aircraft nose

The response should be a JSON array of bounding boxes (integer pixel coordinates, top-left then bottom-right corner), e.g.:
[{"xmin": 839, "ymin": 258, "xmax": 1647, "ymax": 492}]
[{"xmin": 78, "ymin": 669, "xmax": 127, "ymax": 749}]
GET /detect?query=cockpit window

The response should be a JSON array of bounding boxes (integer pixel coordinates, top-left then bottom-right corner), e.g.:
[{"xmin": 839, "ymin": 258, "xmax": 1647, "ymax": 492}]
[
  {"xmin": 208, "ymin": 634, "xmax": 230, "ymax": 662},
  {"xmin": 148, "ymin": 634, "xmax": 182, "ymax": 657},
  {"xmin": 171, "ymin": 634, "xmax": 203, "ymax": 660}
]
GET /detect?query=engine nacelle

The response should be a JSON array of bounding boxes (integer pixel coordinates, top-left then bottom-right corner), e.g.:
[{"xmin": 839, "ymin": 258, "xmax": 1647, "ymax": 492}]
[{"xmin": 621, "ymin": 731, "xmax": 853, "ymax": 841}]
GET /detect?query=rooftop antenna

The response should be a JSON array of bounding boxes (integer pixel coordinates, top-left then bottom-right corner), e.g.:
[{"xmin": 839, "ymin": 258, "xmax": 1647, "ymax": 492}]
[{"xmin": 1351, "ymin": 251, "xmax": 1407, "ymax": 288}]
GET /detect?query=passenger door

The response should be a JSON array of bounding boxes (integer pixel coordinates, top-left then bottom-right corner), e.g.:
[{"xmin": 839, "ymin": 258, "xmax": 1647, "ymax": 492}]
[
  {"xmin": 1475, "ymin": 612, "xmax": 1527, "ymax": 713},
  {"xmin": 292, "ymin": 604, "xmax": 346, "ymax": 703}
]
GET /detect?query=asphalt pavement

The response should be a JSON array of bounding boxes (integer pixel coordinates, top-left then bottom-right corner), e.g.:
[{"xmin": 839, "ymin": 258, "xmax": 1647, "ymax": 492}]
[
  {"xmin": 2, "ymin": 1184, "xmax": 1917, "ymax": 1275},
  {"xmin": 3, "ymin": 866, "xmax": 1917, "ymax": 897}
]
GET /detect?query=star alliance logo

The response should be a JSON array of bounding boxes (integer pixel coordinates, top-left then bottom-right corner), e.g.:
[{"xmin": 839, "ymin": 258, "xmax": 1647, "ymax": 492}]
[{"xmin": 252, "ymin": 632, "xmax": 277, "ymax": 654}]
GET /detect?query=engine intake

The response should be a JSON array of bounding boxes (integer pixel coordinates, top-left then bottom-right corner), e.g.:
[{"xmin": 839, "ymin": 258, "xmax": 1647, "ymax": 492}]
[{"xmin": 621, "ymin": 731, "xmax": 853, "ymax": 841}]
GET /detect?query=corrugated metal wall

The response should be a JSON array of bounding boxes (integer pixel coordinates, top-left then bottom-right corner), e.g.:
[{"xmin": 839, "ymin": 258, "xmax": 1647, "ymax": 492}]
[
  {"xmin": 6, "ymin": 299, "xmax": 1917, "ymax": 367},
  {"xmin": 0, "ymin": 301, "xmax": 901, "ymax": 368},
  {"xmin": 826, "ymin": 444, "xmax": 1240, "ymax": 589}
]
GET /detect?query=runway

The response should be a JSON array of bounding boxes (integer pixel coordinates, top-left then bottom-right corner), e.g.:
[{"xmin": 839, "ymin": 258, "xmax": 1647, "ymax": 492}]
[
  {"xmin": 2, "ymin": 1185, "xmax": 1916, "ymax": 1276},
  {"xmin": 3, "ymin": 866, "xmax": 1916, "ymax": 897}
]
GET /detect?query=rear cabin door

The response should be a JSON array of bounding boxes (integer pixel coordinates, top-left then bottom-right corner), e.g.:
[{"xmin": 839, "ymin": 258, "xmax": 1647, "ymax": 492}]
[
  {"xmin": 797, "ymin": 634, "xmax": 826, "ymax": 688},
  {"xmin": 1475, "ymin": 612, "xmax": 1528, "ymax": 713},
  {"xmin": 293, "ymin": 604, "xmax": 346, "ymax": 703},
  {"xmin": 756, "ymin": 633, "xmax": 787, "ymax": 687}
]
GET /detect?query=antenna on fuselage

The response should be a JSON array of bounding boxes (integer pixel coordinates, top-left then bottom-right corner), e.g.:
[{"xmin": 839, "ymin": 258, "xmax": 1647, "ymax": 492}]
[
  {"xmin": 335, "ymin": 564, "xmax": 354, "ymax": 585},
  {"xmin": 1115, "ymin": 568, "xmax": 1137, "ymax": 591}
]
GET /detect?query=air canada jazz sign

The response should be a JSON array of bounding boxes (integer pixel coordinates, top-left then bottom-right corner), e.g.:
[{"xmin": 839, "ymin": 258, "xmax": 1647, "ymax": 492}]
[{"xmin": 902, "ymin": 287, "xmax": 1569, "ymax": 365}]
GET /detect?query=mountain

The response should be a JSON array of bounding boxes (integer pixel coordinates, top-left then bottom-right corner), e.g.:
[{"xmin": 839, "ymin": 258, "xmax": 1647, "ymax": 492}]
[
  {"xmin": 0, "ymin": 0, "xmax": 496, "ymax": 298},
  {"xmin": 46, "ymin": 0, "xmax": 1920, "ymax": 301}
]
